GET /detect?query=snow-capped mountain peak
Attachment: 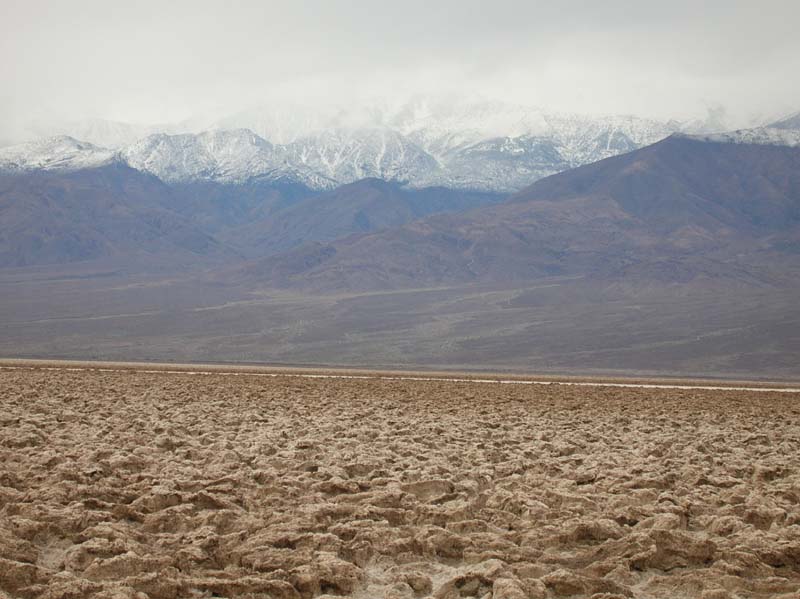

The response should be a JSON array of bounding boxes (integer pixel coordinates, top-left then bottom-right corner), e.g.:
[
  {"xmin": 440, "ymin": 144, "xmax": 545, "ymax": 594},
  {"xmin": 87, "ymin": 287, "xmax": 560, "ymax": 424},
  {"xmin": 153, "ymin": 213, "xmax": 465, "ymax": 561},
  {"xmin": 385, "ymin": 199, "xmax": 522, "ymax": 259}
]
[
  {"xmin": 120, "ymin": 128, "xmax": 336, "ymax": 189},
  {"xmin": 121, "ymin": 129, "xmax": 271, "ymax": 182},
  {"xmin": 281, "ymin": 127, "xmax": 440, "ymax": 185},
  {"xmin": 769, "ymin": 111, "xmax": 800, "ymax": 131},
  {"xmin": 0, "ymin": 136, "xmax": 117, "ymax": 172},
  {"xmin": 683, "ymin": 126, "xmax": 800, "ymax": 147}
]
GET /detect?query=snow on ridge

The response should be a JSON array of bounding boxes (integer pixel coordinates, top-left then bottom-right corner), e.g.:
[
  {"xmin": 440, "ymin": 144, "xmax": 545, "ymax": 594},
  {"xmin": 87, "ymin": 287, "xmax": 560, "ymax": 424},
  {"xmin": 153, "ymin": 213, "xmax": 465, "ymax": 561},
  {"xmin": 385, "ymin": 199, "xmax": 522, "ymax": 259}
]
[
  {"xmin": 769, "ymin": 111, "xmax": 800, "ymax": 131},
  {"xmin": 121, "ymin": 129, "xmax": 271, "ymax": 183},
  {"xmin": 120, "ymin": 128, "xmax": 338, "ymax": 188},
  {"xmin": 7, "ymin": 100, "xmax": 800, "ymax": 192},
  {"xmin": 280, "ymin": 127, "xmax": 440, "ymax": 186},
  {"xmin": 683, "ymin": 127, "xmax": 800, "ymax": 148},
  {"xmin": 0, "ymin": 135, "xmax": 117, "ymax": 172}
]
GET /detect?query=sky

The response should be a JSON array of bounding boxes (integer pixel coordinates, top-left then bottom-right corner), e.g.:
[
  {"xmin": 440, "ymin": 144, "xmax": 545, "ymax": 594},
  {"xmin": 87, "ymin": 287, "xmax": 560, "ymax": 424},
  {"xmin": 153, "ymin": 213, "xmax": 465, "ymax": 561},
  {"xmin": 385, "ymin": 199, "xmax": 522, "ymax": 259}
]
[{"xmin": 1, "ymin": 0, "xmax": 798, "ymax": 141}]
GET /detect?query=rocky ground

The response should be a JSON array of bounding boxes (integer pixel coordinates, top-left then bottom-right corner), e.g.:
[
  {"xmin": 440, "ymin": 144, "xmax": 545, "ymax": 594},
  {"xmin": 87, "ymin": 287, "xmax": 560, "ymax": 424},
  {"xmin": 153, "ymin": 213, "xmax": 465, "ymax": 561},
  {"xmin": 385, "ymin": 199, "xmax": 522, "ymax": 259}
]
[{"xmin": 1, "ymin": 367, "xmax": 799, "ymax": 599}]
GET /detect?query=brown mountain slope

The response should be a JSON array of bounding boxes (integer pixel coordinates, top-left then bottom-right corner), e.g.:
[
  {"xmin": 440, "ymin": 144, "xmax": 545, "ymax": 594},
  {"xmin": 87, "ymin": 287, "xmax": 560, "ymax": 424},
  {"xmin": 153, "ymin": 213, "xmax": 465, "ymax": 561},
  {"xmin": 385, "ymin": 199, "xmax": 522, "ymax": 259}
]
[
  {"xmin": 0, "ymin": 164, "xmax": 231, "ymax": 268},
  {"xmin": 218, "ymin": 178, "xmax": 503, "ymax": 257},
  {"xmin": 165, "ymin": 178, "xmax": 315, "ymax": 236},
  {"xmin": 0, "ymin": 165, "xmax": 502, "ymax": 269},
  {"xmin": 236, "ymin": 136, "xmax": 800, "ymax": 291}
]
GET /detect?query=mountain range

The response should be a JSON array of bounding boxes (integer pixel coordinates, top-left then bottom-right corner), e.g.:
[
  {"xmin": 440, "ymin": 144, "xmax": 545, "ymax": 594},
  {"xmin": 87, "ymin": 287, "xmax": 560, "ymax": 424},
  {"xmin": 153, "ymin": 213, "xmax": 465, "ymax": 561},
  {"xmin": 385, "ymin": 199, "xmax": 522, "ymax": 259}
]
[
  {"xmin": 0, "ymin": 161, "xmax": 507, "ymax": 268},
  {"xmin": 1, "ymin": 108, "xmax": 799, "ymax": 273},
  {"xmin": 1, "ymin": 104, "xmax": 799, "ymax": 376},
  {"xmin": 0, "ymin": 100, "xmax": 751, "ymax": 193},
  {"xmin": 236, "ymin": 135, "xmax": 800, "ymax": 292}
]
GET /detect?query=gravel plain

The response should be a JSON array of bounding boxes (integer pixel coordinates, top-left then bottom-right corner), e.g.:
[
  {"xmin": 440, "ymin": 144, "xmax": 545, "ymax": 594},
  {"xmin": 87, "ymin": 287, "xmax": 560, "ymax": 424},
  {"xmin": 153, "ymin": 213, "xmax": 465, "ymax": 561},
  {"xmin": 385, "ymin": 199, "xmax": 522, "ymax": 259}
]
[{"xmin": 1, "ymin": 366, "xmax": 799, "ymax": 599}]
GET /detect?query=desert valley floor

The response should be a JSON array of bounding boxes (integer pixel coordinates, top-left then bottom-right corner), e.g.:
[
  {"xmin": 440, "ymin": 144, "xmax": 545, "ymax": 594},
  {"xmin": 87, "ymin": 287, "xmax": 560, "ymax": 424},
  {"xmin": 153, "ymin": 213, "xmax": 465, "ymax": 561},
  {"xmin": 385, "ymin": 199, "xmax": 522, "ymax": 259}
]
[{"xmin": 1, "ymin": 364, "xmax": 799, "ymax": 599}]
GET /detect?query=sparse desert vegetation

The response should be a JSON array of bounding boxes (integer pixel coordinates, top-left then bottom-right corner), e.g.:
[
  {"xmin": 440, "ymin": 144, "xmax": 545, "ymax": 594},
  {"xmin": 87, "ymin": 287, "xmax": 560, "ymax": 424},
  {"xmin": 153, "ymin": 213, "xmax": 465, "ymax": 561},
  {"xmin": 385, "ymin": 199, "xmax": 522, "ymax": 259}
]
[{"xmin": 1, "ymin": 365, "xmax": 799, "ymax": 598}]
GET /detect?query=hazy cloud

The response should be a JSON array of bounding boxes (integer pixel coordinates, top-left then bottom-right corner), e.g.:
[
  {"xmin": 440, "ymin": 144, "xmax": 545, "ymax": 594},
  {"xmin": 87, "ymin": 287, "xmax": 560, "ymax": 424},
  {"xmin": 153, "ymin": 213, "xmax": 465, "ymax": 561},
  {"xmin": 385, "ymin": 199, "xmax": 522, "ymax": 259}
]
[{"xmin": 1, "ymin": 0, "xmax": 798, "ymax": 140}]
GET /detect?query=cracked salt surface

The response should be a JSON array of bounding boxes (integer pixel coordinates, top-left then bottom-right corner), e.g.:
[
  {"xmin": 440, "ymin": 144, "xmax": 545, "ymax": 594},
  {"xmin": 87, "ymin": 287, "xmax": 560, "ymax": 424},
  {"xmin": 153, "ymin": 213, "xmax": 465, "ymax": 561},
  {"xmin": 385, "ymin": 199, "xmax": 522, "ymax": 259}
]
[{"xmin": 1, "ymin": 367, "xmax": 799, "ymax": 597}]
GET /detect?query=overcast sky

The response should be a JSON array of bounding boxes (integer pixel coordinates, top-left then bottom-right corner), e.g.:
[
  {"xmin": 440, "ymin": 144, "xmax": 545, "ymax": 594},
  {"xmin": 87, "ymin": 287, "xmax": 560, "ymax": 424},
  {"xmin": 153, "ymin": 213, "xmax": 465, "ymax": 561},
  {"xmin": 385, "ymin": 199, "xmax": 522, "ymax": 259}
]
[{"xmin": 1, "ymin": 0, "xmax": 798, "ymax": 139}]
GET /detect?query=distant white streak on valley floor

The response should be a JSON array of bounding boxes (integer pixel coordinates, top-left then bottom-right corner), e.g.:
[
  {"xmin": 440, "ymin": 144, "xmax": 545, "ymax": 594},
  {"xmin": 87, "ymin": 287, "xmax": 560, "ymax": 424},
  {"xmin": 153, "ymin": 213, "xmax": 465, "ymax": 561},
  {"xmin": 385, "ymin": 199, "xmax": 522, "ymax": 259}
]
[{"xmin": 0, "ymin": 366, "xmax": 798, "ymax": 393}]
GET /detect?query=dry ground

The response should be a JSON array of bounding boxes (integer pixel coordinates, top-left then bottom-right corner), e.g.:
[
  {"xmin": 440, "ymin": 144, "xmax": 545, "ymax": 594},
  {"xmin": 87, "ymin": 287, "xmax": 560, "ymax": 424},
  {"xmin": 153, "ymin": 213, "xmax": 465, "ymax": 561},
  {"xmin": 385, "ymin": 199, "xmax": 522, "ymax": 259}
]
[
  {"xmin": 3, "ymin": 268, "xmax": 800, "ymax": 380},
  {"xmin": 1, "ymin": 367, "xmax": 799, "ymax": 599}
]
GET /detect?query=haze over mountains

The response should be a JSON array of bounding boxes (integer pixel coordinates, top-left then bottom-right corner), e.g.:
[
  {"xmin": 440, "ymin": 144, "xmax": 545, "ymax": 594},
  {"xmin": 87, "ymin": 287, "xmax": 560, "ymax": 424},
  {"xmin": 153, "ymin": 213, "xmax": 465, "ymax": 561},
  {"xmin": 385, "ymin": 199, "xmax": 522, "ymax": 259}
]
[{"xmin": 0, "ymin": 99, "xmax": 744, "ymax": 193}]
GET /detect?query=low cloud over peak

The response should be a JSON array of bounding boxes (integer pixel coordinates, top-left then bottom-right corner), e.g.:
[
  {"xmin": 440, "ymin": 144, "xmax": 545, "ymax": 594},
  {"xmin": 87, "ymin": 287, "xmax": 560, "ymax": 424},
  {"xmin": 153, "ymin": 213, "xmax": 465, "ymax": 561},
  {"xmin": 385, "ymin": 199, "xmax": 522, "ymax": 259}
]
[{"xmin": 1, "ymin": 0, "xmax": 798, "ymax": 142}]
